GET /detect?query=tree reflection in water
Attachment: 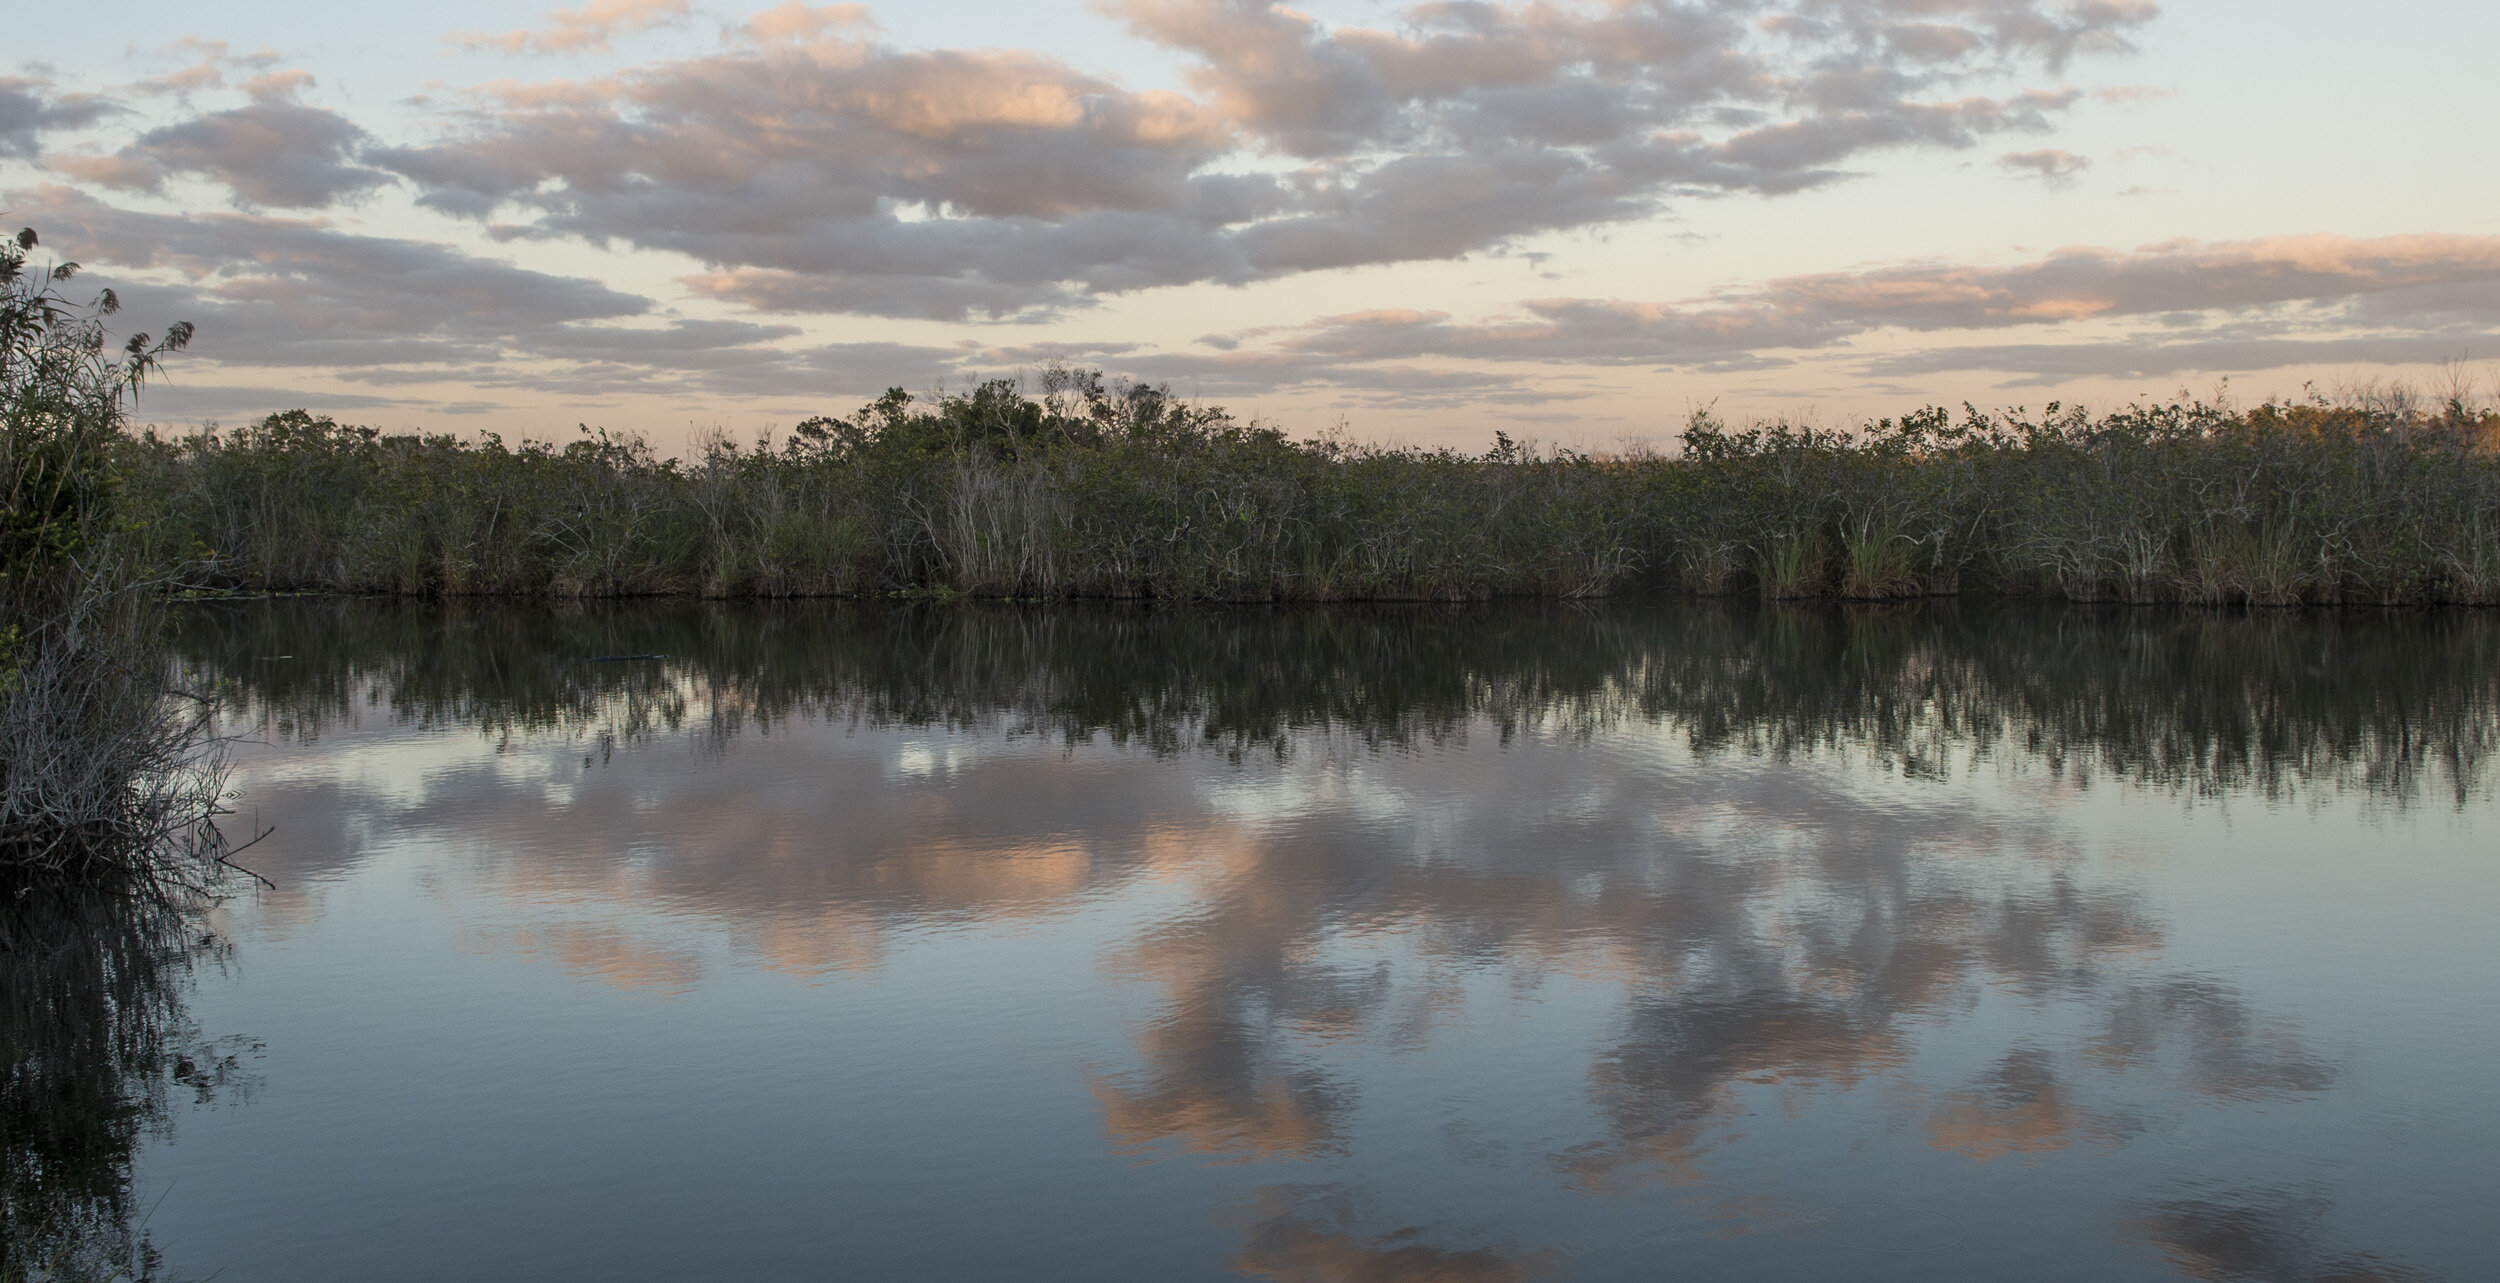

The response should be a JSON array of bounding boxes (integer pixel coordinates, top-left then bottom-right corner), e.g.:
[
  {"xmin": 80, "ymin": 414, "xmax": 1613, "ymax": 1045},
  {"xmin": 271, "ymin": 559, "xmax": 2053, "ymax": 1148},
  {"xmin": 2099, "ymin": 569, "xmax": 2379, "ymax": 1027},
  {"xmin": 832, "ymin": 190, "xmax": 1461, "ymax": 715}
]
[
  {"xmin": 166, "ymin": 598, "xmax": 2490, "ymax": 1278},
  {"xmin": 177, "ymin": 598, "xmax": 2500, "ymax": 807},
  {"xmin": 1, "ymin": 890, "xmax": 255, "ymax": 1282}
]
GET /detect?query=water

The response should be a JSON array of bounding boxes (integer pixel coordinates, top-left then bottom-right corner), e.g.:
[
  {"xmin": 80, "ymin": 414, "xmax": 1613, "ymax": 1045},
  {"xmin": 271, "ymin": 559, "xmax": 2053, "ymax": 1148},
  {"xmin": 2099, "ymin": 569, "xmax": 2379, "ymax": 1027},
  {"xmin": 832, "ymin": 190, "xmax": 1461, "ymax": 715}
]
[{"xmin": 38, "ymin": 600, "xmax": 2500, "ymax": 1279}]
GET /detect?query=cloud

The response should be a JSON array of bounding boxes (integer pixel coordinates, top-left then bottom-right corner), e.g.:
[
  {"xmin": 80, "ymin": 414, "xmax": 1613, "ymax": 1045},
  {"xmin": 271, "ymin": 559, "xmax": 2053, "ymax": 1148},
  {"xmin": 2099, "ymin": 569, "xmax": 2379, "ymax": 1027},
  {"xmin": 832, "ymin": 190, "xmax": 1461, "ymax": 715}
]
[
  {"xmin": 41, "ymin": 5, "xmax": 2483, "ymax": 411},
  {"xmin": 919, "ymin": 232, "xmax": 2498, "ymax": 400},
  {"xmin": 741, "ymin": 2, "xmax": 877, "ymax": 44},
  {"xmin": 1196, "ymin": 233, "xmax": 2500, "ymax": 382},
  {"xmin": 54, "ymin": 73, "xmax": 391, "ymax": 208},
  {"xmin": 31, "ymin": 127, "xmax": 2495, "ymax": 414},
  {"xmin": 959, "ymin": 335, "xmax": 1583, "ymax": 405},
  {"xmin": 451, "ymin": 0, "xmax": 696, "ymax": 56},
  {"xmin": 678, "ymin": 266, "xmax": 1092, "ymax": 325},
  {"xmin": 1999, "ymin": 146, "xmax": 2091, "ymax": 185},
  {"xmin": 121, "ymin": 382, "xmax": 420, "ymax": 422},
  {"xmin": 9, "ymin": 184, "xmax": 647, "ymax": 375},
  {"xmin": 10, "ymin": 182, "xmax": 982, "ymax": 410},
  {"xmin": 2091, "ymin": 83, "xmax": 2174, "ymax": 104},
  {"xmin": 0, "ymin": 74, "xmax": 118, "ymax": 159},
  {"xmin": 378, "ymin": 28, "xmax": 1242, "ymax": 319},
  {"xmin": 123, "ymin": 37, "xmax": 285, "ymax": 99},
  {"xmin": 131, "ymin": 39, "xmax": 234, "ymax": 97},
  {"xmin": 1754, "ymin": 232, "xmax": 2500, "ymax": 330},
  {"xmin": 366, "ymin": 0, "xmax": 2153, "ymax": 319},
  {"xmin": 1861, "ymin": 334, "xmax": 2485, "ymax": 384},
  {"xmin": 1108, "ymin": 0, "xmax": 2146, "ymax": 157}
]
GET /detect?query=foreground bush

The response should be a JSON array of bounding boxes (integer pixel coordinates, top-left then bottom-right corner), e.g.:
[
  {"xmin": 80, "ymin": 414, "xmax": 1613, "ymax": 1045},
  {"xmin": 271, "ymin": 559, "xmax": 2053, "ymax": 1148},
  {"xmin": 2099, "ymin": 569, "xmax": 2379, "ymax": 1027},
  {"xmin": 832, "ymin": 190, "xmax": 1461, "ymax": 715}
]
[
  {"xmin": 124, "ymin": 372, "xmax": 2500, "ymax": 606},
  {"xmin": 1, "ymin": 228, "xmax": 223, "ymax": 888}
]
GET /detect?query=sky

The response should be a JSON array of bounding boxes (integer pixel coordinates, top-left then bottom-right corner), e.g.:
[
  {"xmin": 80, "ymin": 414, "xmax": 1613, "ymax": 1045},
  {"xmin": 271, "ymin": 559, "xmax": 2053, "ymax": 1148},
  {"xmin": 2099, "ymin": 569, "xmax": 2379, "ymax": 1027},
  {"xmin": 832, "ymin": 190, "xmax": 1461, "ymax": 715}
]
[{"xmin": 7, "ymin": 0, "xmax": 2498, "ymax": 452}]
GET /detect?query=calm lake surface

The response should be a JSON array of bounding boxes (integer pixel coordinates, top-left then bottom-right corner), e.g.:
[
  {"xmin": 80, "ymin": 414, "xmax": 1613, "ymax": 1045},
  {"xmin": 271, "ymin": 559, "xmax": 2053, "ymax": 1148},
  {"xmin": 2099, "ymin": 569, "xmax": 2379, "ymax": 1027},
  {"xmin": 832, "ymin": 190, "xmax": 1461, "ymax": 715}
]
[{"xmin": 110, "ymin": 601, "xmax": 2500, "ymax": 1277}]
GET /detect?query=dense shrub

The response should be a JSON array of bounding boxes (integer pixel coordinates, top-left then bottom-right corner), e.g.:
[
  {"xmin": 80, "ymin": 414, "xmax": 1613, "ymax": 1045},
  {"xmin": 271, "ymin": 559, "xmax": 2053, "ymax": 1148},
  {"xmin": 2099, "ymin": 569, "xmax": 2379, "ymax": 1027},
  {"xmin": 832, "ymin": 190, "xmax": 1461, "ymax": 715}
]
[
  {"xmin": 2, "ymin": 227, "xmax": 223, "ymax": 887},
  {"xmin": 121, "ymin": 371, "xmax": 2500, "ymax": 607}
]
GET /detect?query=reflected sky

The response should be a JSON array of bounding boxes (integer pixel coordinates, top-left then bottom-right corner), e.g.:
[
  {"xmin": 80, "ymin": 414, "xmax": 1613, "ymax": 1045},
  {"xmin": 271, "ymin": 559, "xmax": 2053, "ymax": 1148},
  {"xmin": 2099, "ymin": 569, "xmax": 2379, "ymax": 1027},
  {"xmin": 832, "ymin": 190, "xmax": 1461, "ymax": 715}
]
[{"xmin": 102, "ymin": 600, "xmax": 2500, "ymax": 1280}]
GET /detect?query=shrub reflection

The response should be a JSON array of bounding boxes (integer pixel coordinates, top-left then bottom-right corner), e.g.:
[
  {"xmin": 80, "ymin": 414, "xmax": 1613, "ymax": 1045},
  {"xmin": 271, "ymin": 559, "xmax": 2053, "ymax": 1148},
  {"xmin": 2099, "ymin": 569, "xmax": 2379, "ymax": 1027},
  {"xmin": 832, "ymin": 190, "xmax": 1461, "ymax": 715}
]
[{"xmin": 0, "ymin": 891, "xmax": 254, "ymax": 1282}]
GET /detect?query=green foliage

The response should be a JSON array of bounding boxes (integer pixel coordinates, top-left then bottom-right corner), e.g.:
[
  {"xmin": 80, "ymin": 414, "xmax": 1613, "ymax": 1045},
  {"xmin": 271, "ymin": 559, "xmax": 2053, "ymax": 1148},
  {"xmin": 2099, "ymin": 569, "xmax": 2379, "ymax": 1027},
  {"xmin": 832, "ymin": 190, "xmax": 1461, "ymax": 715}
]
[
  {"xmin": 2, "ymin": 226, "xmax": 220, "ymax": 886},
  {"xmin": 115, "ymin": 370, "xmax": 2500, "ymax": 607},
  {"xmin": 2, "ymin": 229, "xmax": 189, "ymax": 599}
]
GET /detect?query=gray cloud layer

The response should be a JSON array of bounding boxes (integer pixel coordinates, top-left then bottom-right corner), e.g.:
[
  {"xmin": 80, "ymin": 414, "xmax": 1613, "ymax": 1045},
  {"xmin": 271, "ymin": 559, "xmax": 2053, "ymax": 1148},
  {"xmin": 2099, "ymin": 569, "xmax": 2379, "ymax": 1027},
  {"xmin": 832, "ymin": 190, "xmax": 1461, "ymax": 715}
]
[
  {"xmin": 0, "ymin": 73, "xmax": 116, "ymax": 159},
  {"xmin": 56, "ymin": 72, "xmax": 393, "ymax": 209},
  {"xmin": 17, "ymin": 185, "xmax": 646, "ymax": 369},
  {"xmin": 7, "ymin": 184, "xmax": 967, "ymax": 418},
  {"xmin": 451, "ymin": 0, "xmax": 696, "ymax": 55},
  {"xmin": 27, "ymin": 162, "xmax": 2495, "ymax": 416},
  {"xmin": 1189, "ymin": 233, "xmax": 2500, "ymax": 387},
  {"xmin": 339, "ymin": 0, "xmax": 2159, "ymax": 320},
  {"xmin": 14, "ymin": 6, "xmax": 2493, "ymax": 418}
]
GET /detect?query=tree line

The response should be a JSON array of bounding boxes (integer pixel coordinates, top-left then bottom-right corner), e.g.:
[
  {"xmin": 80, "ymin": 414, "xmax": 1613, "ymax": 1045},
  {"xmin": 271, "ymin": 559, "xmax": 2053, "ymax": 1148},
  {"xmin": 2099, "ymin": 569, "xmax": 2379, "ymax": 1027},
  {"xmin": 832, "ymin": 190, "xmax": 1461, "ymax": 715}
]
[{"xmin": 121, "ymin": 373, "xmax": 2500, "ymax": 606}]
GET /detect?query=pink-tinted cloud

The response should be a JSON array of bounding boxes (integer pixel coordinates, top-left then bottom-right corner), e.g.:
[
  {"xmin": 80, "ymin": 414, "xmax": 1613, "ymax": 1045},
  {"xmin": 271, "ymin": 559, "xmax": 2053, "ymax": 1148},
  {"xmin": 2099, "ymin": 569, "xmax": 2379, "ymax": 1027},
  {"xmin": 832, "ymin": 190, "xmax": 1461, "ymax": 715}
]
[
  {"xmin": 366, "ymin": 0, "xmax": 2151, "ymax": 320},
  {"xmin": 451, "ymin": 0, "xmax": 696, "ymax": 56},
  {"xmin": 1, "ymin": 183, "xmax": 983, "ymax": 422},
  {"xmin": 30, "ymin": 3, "xmax": 2489, "ymax": 418},
  {"xmin": 1206, "ymin": 234, "xmax": 2500, "ymax": 379}
]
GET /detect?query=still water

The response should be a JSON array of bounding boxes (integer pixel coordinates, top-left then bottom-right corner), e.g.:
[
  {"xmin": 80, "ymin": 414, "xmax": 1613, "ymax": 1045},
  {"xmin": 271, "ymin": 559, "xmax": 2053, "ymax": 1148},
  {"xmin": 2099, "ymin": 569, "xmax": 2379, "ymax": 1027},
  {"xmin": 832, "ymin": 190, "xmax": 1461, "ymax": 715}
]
[{"xmin": 71, "ymin": 603, "xmax": 2500, "ymax": 1276}]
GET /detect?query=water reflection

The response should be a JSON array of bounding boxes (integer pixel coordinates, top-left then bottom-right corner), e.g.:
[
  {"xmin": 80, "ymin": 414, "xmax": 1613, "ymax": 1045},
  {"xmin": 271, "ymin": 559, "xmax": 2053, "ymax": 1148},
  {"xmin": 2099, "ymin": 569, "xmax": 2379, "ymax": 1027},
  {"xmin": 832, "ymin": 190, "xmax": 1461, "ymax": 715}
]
[
  {"xmin": 2122, "ymin": 1188, "xmax": 2431, "ymax": 1282},
  {"xmin": 0, "ymin": 891, "xmax": 253, "ymax": 1282},
  {"xmin": 161, "ymin": 599, "xmax": 2496, "ymax": 1278},
  {"xmin": 180, "ymin": 598, "xmax": 2500, "ymax": 805},
  {"xmin": 1924, "ymin": 1049, "xmax": 2099, "ymax": 1161},
  {"xmin": 1231, "ymin": 1185, "xmax": 1563, "ymax": 1282}
]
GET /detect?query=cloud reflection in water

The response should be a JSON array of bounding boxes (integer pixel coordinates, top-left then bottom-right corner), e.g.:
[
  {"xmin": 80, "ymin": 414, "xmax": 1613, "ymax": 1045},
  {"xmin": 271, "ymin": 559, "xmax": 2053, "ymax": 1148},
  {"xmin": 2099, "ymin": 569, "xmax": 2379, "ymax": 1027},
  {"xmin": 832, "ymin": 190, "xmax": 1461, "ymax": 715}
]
[{"xmin": 176, "ymin": 598, "xmax": 2487, "ymax": 1277}]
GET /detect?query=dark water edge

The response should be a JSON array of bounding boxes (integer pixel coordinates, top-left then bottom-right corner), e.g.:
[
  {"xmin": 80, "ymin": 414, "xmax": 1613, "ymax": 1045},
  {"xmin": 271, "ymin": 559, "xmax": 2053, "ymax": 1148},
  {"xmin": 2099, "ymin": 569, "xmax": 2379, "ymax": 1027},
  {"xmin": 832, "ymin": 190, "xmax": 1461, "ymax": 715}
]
[
  {"xmin": 16, "ymin": 598, "xmax": 2492, "ymax": 1280},
  {"xmin": 176, "ymin": 594, "xmax": 2500, "ymax": 805}
]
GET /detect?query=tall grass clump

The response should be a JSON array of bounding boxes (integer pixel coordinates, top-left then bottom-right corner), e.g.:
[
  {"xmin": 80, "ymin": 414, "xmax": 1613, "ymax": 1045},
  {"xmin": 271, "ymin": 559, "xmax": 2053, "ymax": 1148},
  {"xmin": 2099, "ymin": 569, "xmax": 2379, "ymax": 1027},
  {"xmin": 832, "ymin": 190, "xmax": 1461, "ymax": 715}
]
[
  {"xmin": 121, "ymin": 366, "xmax": 2500, "ymax": 607},
  {"xmin": 1, "ymin": 227, "xmax": 225, "ymax": 890}
]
